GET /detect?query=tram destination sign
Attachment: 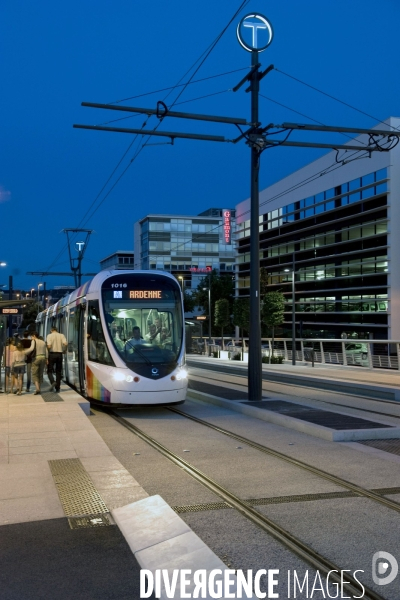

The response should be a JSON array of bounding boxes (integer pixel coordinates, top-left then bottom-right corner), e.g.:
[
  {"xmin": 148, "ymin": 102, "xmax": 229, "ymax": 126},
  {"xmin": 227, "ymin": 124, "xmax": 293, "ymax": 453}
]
[
  {"xmin": 129, "ymin": 290, "xmax": 162, "ymax": 299},
  {"xmin": 1, "ymin": 308, "xmax": 21, "ymax": 314},
  {"xmin": 112, "ymin": 290, "xmax": 163, "ymax": 299}
]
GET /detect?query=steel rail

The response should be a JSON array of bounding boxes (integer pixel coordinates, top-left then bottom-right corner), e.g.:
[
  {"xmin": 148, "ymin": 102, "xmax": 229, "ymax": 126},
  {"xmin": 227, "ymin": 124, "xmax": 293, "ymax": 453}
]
[
  {"xmin": 168, "ymin": 406, "xmax": 400, "ymax": 516},
  {"xmin": 110, "ymin": 411, "xmax": 382, "ymax": 600}
]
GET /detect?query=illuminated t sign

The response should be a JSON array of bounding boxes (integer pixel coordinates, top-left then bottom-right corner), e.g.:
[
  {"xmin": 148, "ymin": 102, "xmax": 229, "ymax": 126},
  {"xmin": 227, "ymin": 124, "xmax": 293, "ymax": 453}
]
[
  {"xmin": 236, "ymin": 13, "xmax": 274, "ymax": 53},
  {"xmin": 222, "ymin": 209, "xmax": 232, "ymax": 245},
  {"xmin": 243, "ymin": 20, "xmax": 266, "ymax": 48},
  {"xmin": 75, "ymin": 241, "xmax": 85, "ymax": 253}
]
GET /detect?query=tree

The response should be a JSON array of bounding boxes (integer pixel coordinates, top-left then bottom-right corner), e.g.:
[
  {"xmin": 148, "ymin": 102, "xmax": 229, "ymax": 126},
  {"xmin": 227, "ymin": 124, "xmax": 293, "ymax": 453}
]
[
  {"xmin": 195, "ymin": 270, "xmax": 234, "ymax": 336},
  {"xmin": 232, "ymin": 297, "xmax": 250, "ymax": 348},
  {"xmin": 261, "ymin": 291, "xmax": 285, "ymax": 359},
  {"xmin": 21, "ymin": 303, "xmax": 44, "ymax": 330},
  {"xmin": 214, "ymin": 298, "xmax": 230, "ymax": 349},
  {"xmin": 183, "ymin": 290, "xmax": 196, "ymax": 314},
  {"xmin": 260, "ymin": 267, "xmax": 269, "ymax": 299}
]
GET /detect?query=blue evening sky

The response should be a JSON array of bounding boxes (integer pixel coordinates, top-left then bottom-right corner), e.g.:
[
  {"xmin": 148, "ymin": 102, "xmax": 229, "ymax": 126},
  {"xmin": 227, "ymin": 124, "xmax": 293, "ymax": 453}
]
[{"xmin": 1, "ymin": 0, "xmax": 399, "ymax": 292}]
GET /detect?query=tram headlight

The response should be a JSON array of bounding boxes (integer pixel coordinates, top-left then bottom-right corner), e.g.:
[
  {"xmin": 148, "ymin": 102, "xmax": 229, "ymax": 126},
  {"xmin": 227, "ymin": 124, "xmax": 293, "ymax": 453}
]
[
  {"xmin": 113, "ymin": 371, "xmax": 126, "ymax": 381},
  {"xmin": 176, "ymin": 368, "xmax": 188, "ymax": 381},
  {"xmin": 125, "ymin": 376, "xmax": 133, "ymax": 382}
]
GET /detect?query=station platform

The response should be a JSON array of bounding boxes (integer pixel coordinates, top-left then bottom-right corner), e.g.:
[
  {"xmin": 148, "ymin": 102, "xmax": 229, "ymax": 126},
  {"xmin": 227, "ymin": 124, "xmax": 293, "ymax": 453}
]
[
  {"xmin": 0, "ymin": 383, "xmax": 239, "ymax": 599},
  {"xmin": 0, "ymin": 383, "xmax": 151, "ymax": 599}
]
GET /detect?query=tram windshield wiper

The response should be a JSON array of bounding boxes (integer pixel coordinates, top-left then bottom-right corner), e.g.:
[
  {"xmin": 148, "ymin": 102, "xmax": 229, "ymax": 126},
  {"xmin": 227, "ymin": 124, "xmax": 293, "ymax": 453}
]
[{"xmin": 125, "ymin": 345, "xmax": 152, "ymax": 365}]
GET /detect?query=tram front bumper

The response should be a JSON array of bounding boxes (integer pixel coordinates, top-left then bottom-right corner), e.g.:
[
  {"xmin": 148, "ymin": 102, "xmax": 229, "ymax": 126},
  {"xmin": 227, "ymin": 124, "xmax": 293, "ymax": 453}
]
[{"xmin": 110, "ymin": 387, "xmax": 187, "ymax": 405}]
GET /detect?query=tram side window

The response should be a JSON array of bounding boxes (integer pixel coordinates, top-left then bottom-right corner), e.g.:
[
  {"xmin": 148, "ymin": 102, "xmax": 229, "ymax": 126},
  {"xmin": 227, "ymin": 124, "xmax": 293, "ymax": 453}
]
[
  {"xmin": 87, "ymin": 301, "xmax": 114, "ymax": 366},
  {"xmin": 68, "ymin": 310, "xmax": 79, "ymax": 363}
]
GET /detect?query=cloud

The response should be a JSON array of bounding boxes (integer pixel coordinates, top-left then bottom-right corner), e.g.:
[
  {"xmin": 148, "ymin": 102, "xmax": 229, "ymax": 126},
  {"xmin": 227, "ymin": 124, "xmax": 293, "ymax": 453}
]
[{"xmin": 0, "ymin": 186, "xmax": 11, "ymax": 203}]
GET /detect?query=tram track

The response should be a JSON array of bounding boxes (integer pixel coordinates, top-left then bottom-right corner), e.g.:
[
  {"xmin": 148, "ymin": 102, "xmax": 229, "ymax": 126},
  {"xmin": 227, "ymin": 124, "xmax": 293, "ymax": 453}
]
[
  {"xmin": 167, "ymin": 406, "xmax": 400, "ymax": 515},
  {"xmin": 109, "ymin": 409, "xmax": 386, "ymax": 600}
]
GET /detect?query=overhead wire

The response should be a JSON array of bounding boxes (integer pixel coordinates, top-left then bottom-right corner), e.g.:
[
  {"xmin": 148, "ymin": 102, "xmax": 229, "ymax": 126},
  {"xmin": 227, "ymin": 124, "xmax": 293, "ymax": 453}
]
[
  {"xmin": 275, "ymin": 68, "xmax": 400, "ymax": 133},
  {"xmin": 43, "ymin": 3, "xmax": 251, "ymax": 276},
  {"xmin": 108, "ymin": 66, "xmax": 250, "ymax": 105},
  {"xmin": 68, "ymin": 1, "xmax": 251, "ymax": 231},
  {"xmin": 45, "ymin": 2, "xmax": 397, "ymax": 279}
]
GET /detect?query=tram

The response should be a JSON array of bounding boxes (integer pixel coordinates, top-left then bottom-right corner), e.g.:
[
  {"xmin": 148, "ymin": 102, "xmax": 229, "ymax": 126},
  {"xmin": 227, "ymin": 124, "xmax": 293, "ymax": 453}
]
[{"xmin": 36, "ymin": 270, "xmax": 188, "ymax": 406}]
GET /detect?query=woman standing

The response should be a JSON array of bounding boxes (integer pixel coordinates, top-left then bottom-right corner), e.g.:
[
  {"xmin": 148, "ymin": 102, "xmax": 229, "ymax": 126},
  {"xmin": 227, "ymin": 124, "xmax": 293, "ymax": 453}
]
[
  {"xmin": 5, "ymin": 338, "xmax": 17, "ymax": 394},
  {"xmin": 11, "ymin": 342, "xmax": 28, "ymax": 395}
]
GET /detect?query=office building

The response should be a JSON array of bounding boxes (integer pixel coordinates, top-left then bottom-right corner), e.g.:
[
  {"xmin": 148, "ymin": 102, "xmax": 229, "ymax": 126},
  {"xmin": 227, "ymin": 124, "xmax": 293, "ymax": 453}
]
[
  {"xmin": 100, "ymin": 251, "xmax": 134, "ymax": 271},
  {"xmin": 235, "ymin": 117, "xmax": 400, "ymax": 340},
  {"xmin": 134, "ymin": 208, "xmax": 236, "ymax": 290}
]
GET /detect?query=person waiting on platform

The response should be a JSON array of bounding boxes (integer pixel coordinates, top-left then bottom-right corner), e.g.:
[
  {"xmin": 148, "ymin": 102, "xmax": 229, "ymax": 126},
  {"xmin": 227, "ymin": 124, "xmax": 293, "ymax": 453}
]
[
  {"xmin": 29, "ymin": 332, "xmax": 48, "ymax": 395},
  {"xmin": 46, "ymin": 326, "xmax": 67, "ymax": 393},
  {"xmin": 4, "ymin": 338, "xmax": 17, "ymax": 394}
]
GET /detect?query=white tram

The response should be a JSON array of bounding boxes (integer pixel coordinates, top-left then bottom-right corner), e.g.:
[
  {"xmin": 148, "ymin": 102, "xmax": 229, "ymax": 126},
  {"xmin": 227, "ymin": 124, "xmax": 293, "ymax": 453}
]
[{"xmin": 36, "ymin": 270, "xmax": 188, "ymax": 406}]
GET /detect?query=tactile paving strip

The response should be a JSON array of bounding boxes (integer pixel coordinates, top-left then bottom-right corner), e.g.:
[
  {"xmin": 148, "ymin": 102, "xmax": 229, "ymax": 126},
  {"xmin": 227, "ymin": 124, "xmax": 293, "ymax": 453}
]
[
  {"xmin": 68, "ymin": 514, "xmax": 112, "ymax": 530},
  {"xmin": 49, "ymin": 458, "xmax": 110, "ymax": 526},
  {"xmin": 41, "ymin": 390, "xmax": 63, "ymax": 402}
]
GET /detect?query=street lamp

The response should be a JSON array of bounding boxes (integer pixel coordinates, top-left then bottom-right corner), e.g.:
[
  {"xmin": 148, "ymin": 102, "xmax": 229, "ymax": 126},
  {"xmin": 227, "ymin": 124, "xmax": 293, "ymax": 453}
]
[
  {"xmin": 203, "ymin": 285, "xmax": 212, "ymax": 356},
  {"xmin": 284, "ymin": 253, "xmax": 296, "ymax": 366},
  {"xmin": 178, "ymin": 276, "xmax": 184, "ymax": 292},
  {"xmin": 30, "ymin": 288, "xmax": 34, "ymax": 298},
  {"xmin": 0, "ymin": 262, "xmax": 6, "ymax": 267},
  {"xmin": 37, "ymin": 283, "xmax": 43, "ymax": 314}
]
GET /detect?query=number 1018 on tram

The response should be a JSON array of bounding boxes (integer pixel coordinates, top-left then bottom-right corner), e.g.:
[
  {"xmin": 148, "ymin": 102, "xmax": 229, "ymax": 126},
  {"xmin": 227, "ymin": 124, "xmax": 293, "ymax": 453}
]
[{"xmin": 36, "ymin": 271, "xmax": 188, "ymax": 406}]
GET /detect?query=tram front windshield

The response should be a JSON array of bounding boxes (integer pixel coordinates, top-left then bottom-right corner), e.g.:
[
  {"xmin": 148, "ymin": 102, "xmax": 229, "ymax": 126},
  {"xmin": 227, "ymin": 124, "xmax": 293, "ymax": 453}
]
[{"xmin": 101, "ymin": 274, "xmax": 183, "ymax": 367}]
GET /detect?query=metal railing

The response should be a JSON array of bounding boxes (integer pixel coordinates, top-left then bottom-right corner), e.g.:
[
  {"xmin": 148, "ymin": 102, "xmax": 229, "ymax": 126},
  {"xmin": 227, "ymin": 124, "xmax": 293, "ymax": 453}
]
[{"xmin": 200, "ymin": 338, "xmax": 400, "ymax": 371}]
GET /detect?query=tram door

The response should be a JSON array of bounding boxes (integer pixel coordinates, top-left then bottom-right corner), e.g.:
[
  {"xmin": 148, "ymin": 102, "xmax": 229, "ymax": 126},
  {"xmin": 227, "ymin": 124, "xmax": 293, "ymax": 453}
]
[
  {"xmin": 67, "ymin": 304, "xmax": 86, "ymax": 394},
  {"xmin": 78, "ymin": 304, "xmax": 86, "ymax": 395}
]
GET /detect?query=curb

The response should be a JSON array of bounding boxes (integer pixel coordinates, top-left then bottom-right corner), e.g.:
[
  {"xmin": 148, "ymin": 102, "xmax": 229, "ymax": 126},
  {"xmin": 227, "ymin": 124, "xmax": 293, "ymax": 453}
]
[
  {"xmin": 112, "ymin": 495, "xmax": 253, "ymax": 599},
  {"xmin": 186, "ymin": 390, "xmax": 400, "ymax": 442}
]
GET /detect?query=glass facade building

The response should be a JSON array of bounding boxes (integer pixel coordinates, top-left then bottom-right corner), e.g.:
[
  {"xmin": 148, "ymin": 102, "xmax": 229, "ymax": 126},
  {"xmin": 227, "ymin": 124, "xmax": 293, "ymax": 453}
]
[
  {"xmin": 235, "ymin": 117, "xmax": 400, "ymax": 340},
  {"xmin": 100, "ymin": 251, "xmax": 134, "ymax": 271},
  {"xmin": 134, "ymin": 208, "xmax": 236, "ymax": 290}
]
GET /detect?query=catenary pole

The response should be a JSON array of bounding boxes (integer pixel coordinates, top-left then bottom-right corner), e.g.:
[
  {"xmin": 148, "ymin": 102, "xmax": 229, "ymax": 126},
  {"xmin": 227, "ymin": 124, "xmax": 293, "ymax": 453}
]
[
  {"xmin": 8, "ymin": 275, "xmax": 13, "ymax": 338},
  {"xmin": 248, "ymin": 50, "xmax": 262, "ymax": 401},
  {"xmin": 292, "ymin": 253, "xmax": 296, "ymax": 366},
  {"xmin": 208, "ymin": 273, "xmax": 212, "ymax": 357}
]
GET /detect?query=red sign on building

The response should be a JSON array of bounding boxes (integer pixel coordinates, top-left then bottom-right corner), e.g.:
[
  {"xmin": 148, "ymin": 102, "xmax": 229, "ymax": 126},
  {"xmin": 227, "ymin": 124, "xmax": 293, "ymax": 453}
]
[
  {"xmin": 189, "ymin": 267, "xmax": 212, "ymax": 273},
  {"xmin": 222, "ymin": 209, "xmax": 232, "ymax": 244}
]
